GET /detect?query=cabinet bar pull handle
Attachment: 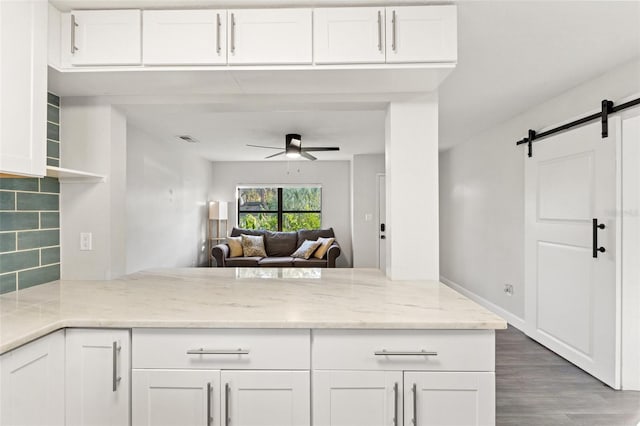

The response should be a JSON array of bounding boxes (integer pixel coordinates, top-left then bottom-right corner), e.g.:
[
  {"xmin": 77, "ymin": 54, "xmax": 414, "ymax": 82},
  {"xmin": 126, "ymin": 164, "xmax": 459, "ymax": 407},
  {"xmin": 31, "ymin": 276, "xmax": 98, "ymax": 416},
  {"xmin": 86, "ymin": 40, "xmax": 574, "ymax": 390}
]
[
  {"xmin": 112, "ymin": 341, "xmax": 121, "ymax": 392},
  {"xmin": 391, "ymin": 10, "xmax": 397, "ymax": 52},
  {"xmin": 592, "ymin": 218, "xmax": 606, "ymax": 258},
  {"xmin": 374, "ymin": 350, "xmax": 438, "ymax": 356},
  {"xmin": 393, "ymin": 382, "xmax": 398, "ymax": 426},
  {"xmin": 187, "ymin": 348, "xmax": 249, "ymax": 355},
  {"xmin": 216, "ymin": 13, "xmax": 221, "ymax": 54},
  {"xmin": 377, "ymin": 10, "xmax": 383, "ymax": 52},
  {"xmin": 70, "ymin": 14, "xmax": 79, "ymax": 54},
  {"xmin": 206, "ymin": 382, "xmax": 213, "ymax": 426},
  {"xmin": 230, "ymin": 13, "xmax": 235, "ymax": 53},
  {"xmin": 225, "ymin": 383, "xmax": 231, "ymax": 426},
  {"xmin": 411, "ymin": 383, "xmax": 417, "ymax": 425}
]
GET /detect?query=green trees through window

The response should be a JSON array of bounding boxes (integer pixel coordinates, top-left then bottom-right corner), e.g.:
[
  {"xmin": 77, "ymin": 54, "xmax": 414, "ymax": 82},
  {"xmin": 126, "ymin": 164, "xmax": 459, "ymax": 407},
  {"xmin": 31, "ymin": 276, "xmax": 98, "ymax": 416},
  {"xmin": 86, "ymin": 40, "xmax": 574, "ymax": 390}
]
[{"xmin": 237, "ymin": 186, "xmax": 321, "ymax": 231}]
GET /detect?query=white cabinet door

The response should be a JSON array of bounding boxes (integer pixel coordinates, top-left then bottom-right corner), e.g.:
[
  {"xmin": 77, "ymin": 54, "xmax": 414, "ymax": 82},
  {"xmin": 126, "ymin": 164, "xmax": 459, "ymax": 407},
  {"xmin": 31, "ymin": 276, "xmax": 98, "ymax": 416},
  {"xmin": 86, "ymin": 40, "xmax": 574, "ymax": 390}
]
[
  {"xmin": 0, "ymin": 331, "xmax": 65, "ymax": 426},
  {"xmin": 313, "ymin": 370, "xmax": 402, "ymax": 426},
  {"xmin": 66, "ymin": 329, "xmax": 131, "ymax": 426},
  {"xmin": 0, "ymin": 0, "xmax": 47, "ymax": 177},
  {"xmin": 404, "ymin": 372, "xmax": 494, "ymax": 426},
  {"xmin": 67, "ymin": 10, "xmax": 141, "ymax": 65},
  {"xmin": 143, "ymin": 10, "xmax": 227, "ymax": 65},
  {"xmin": 313, "ymin": 7, "xmax": 385, "ymax": 64},
  {"xmin": 227, "ymin": 9, "xmax": 312, "ymax": 65},
  {"xmin": 132, "ymin": 369, "xmax": 221, "ymax": 426},
  {"xmin": 385, "ymin": 5, "xmax": 457, "ymax": 63},
  {"xmin": 222, "ymin": 370, "xmax": 310, "ymax": 426}
]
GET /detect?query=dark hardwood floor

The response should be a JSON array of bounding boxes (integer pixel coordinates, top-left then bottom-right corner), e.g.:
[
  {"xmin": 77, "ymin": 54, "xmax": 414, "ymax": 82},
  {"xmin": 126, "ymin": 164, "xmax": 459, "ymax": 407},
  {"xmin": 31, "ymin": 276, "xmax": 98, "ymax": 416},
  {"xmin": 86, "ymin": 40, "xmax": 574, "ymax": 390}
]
[{"xmin": 496, "ymin": 326, "xmax": 640, "ymax": 426}]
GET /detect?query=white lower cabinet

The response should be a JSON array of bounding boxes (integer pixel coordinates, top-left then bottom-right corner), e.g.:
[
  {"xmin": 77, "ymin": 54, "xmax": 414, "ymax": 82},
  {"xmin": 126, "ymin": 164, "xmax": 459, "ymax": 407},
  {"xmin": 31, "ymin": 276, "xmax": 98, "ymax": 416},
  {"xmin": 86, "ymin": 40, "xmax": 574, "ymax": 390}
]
[
  {"xmin": 0, "ymin": 331, "xmax": 65, "ymax": 426},
  {"xmin": 222, "ymin": 371, "xmax": 310, "ymax": 426},
  {"xmin": 313, "ymin": 370, "xmax": 402, "ymax": 426},
  {"xmin": 404, "ymin": 372, "xmax": 495, "ymax": 426},
  {"xmin": 132, "ymin": 369, "xmax": 221, "ymax": 426},
  {"xmin": 65, "ymin": 329, "xmax": 131, "ymax": 426}
]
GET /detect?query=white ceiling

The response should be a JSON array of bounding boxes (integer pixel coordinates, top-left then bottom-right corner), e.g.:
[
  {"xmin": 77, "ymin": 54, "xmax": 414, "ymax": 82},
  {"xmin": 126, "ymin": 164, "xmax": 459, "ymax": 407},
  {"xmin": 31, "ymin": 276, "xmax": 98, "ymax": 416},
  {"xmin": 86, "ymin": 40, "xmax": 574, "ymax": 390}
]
[{"xmin": 94, "ymin": 1, "xmax": 640, "ymax": 159}]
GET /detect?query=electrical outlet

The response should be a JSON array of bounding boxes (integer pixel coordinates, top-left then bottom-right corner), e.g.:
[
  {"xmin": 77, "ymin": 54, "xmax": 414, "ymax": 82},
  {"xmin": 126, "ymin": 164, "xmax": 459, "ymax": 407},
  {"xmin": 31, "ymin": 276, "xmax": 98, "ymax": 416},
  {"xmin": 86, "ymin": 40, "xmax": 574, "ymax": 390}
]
[
  {"xmin": 504, "ymin": 284, "xmax": 514, "ymax": 296},
  {"xmin": 80, "ymin": 232, "xmax": 92, "ymax": 251}
]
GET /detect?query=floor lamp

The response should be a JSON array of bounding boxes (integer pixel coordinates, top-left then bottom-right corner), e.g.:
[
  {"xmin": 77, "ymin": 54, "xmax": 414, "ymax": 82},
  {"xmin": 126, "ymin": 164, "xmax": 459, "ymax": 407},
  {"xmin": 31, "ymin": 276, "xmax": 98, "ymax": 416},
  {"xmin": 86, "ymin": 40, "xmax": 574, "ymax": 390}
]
[{"xmin": 208, "ymin": 201, "xmax": 228, "ymax": 266}]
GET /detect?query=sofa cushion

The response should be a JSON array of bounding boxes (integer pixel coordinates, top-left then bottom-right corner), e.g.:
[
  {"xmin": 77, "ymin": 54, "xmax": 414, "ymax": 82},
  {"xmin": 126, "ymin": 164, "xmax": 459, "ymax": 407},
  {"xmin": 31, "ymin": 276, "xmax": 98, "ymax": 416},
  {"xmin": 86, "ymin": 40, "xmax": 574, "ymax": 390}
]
[
  {"xmin": 258, "ymin": 257, "xmax": 294, "ymax": 267},
  {"xmin": 296, "ymin": 228, "xmax": 335, "ymax": 248},
  {"xmin": 227, "ymin": 236, "xmax": 243, "ymax": 257},
  {"xmin": 292, "ymin": 258, "xmax": 327, "ymax": 267},
  {"xmin": 313, "ymin": 237, "xmax": 335, "ymax": 259},
  {"xmin": 264, "ymin": 231, "xmax": 297, "ymax": 257},
  {"xmin": 225, "ymin": 256, "xmax": 262, "ymax": 267},
  {"xmin": 291, "ymin": 239, "xmax": 322, "ymax": 259},
  {"xmin": 230, "ymin": 227, "xmax": 265, "ymax": 238},
  {"xmin": 241, "ymin": 234, "xmax": 267, "ymax": 257}
]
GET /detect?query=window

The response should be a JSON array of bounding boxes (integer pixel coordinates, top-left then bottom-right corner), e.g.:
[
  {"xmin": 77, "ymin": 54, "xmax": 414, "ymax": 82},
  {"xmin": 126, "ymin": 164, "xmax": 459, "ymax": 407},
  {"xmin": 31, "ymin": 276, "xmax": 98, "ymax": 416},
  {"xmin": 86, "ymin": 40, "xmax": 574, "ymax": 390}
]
[{"xmin": 237, "ymin": 186, "xmax": 321, "ymax": 231}]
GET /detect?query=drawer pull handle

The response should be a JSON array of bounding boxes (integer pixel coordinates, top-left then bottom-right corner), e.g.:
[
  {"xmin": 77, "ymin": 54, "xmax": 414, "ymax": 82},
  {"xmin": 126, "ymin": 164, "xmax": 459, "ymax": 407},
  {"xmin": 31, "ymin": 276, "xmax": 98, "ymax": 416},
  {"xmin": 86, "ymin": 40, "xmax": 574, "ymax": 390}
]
[
  {"xmin": 187, "ymin": 348, "xmax": 249, "ymax": 355},
  {"xmin": 374, "ymin": 350, "xmax": 438, "ymax": 356}
]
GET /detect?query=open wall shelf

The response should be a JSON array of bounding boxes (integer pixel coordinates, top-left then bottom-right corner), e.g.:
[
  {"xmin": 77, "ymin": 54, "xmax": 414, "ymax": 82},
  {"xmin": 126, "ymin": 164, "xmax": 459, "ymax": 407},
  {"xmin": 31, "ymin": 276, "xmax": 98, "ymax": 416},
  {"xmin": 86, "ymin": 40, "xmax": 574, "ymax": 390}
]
[{"xmin": 46, "ymin": 166, "xmax": 106, "ymax": 183}]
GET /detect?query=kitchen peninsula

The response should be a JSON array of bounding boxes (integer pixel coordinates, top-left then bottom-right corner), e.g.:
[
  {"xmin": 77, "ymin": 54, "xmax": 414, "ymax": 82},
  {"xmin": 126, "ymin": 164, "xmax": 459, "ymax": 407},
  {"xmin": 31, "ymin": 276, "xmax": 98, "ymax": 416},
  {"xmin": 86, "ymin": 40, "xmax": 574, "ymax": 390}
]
[{"xmin": 1, "ymin": 268, "xmax": 506, "ymax": 425}]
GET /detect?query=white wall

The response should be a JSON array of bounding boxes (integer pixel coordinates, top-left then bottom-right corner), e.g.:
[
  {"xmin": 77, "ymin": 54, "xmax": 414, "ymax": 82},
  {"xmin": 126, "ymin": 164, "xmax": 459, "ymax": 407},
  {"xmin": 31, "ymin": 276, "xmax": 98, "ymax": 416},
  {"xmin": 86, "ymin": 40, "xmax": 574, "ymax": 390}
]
[
  {"xmin": 352, "ymin": 154, "xmax": 385, "ymax": 268},
  {"xmin": 126, "ymin": 125, "xmax": 213, "ymax": 273},
  {"xmin": 439, "ymin": 58, "xmax": 640, "ymax": 323},
  {"xmin": 60, "ymin": 98, "xmax": 127, "ymax": 280},
  {"xmin": 210, "ymin": 160, "xmax": 352, "ymax": 267}
]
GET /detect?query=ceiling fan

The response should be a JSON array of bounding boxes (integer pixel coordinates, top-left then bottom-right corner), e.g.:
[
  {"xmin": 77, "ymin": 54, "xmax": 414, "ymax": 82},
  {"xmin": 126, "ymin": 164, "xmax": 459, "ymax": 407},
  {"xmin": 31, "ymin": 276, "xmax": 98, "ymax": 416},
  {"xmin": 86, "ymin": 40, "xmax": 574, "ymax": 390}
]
[{"xmin": 247, "ymin": 134, "xmax": 340, "ymax": 161}]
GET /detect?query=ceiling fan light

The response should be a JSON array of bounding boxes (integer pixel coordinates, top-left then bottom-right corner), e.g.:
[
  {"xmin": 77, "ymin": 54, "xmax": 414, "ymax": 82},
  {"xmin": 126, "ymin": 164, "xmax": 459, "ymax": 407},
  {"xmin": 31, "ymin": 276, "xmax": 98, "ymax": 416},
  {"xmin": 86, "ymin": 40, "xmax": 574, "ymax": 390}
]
[{"xmin": 286, "ymin": 152, "xmax": 301, "ymax": 159}]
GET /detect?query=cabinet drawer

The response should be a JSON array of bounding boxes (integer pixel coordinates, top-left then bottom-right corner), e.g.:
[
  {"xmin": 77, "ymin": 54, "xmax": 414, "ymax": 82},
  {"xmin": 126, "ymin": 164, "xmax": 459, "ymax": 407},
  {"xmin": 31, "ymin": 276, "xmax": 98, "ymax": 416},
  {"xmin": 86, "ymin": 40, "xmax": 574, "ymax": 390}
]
[
  {"xmin": 312, "ymin": 330, "xmax": 494, "ymax": 371},
  {"xmin": 133, "ymin": 329, "xmax": 310, "ymax": 369}
]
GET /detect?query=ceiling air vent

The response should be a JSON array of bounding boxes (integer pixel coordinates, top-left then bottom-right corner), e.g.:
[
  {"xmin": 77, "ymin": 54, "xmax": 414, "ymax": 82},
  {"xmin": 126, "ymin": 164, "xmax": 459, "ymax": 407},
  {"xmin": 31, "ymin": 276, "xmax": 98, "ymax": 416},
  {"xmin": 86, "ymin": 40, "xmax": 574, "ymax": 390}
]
[{"xmin": 177, "ymin": 135, "xmax": 199, "ymax": 143}]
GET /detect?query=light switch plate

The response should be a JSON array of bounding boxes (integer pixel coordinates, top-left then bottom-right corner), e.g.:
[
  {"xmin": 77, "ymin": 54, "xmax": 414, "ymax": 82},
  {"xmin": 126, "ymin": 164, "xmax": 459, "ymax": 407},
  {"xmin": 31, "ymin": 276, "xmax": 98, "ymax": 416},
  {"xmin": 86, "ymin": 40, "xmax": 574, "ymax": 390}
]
[{"xmin": 80, "ymin": 232, "xmax": 92, "ymax": 251}]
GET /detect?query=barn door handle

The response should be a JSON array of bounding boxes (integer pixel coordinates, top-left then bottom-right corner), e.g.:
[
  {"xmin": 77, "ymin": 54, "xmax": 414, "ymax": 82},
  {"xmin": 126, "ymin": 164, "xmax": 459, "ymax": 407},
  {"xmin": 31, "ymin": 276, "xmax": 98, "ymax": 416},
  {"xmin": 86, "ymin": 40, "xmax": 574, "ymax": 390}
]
[{"xmin": 592, "ymin": 218, "xmax": 606, "ymax": 258}]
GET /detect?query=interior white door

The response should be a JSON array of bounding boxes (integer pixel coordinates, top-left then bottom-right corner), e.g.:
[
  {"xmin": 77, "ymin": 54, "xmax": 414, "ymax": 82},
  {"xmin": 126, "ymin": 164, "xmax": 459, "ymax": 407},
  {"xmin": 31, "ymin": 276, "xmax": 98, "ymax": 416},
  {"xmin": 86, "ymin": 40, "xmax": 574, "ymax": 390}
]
[
  {"xmin": 66, "ymin": 329, "xmax": 130, "ymax": 426},
  {"xmin": 404, "ymin": 372, "xmax": 494, "ymax": 426},
  {"xmin": 378, "ymin": 174, "xmax": 387, "ymax": 272},
  {"xmin": 143, "ymin": 10, "xmax": 227, "ymax": 65},
  {"xmin": 132, "ymin": 369, "xmax": 221, "ymax": 426},
  {"xmin": 313, "ymin": 7, "xmax": 385, "ymax": 64},
  {"xmin": 525, "ymin": 119, "xmax": 619, "ymax": 388},
  {"xmin": 222, "ymin": 370, "xmax": 310, "ymax": 426},
  {"xmin": 313, "ymin": 370, "xmax": 402, "ymax": 426}
]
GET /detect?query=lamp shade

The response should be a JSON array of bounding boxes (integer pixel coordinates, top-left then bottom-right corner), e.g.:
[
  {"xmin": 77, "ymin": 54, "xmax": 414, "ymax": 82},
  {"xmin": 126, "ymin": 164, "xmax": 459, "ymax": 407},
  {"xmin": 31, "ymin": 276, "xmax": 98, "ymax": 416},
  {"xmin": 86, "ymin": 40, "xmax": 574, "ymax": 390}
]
[{"xmin": 209, "ymin": 201, "xmax": 228, "ymax": 220}]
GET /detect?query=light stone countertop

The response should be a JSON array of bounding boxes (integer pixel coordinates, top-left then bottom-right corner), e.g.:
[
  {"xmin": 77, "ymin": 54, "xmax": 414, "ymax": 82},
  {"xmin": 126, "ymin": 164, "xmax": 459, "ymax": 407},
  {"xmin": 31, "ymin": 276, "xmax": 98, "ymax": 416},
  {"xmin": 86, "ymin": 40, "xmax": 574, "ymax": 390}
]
[{"xmin": 0, "ymin": 268, "xmax": 506, "ymax": 354}]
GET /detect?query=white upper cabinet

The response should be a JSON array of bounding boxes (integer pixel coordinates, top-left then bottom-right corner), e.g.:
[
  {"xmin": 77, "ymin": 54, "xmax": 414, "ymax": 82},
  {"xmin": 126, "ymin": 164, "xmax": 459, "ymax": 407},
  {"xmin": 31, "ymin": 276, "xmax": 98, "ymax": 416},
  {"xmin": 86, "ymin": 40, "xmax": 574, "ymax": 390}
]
[
  {"xmin": 313, "ymin": 7, "xmax": 385, "ymax": 64},
  {"xmin": 227, "ymin": 8, "xmax": 312, "ymax": 65},
  {"xmin": 0, "ymin": 0, "xmax": 47, "ymax": 177},
  {"xmin": 385, "ymin": 5, "xmax": 457, "ymax": 63},
  {"xmin": 143, "ymin": 10, "xmax": 227, "ymax": 65},
  {"xmin": 66, "ymin": 10, "xmax": 141, "ymax": 65}
]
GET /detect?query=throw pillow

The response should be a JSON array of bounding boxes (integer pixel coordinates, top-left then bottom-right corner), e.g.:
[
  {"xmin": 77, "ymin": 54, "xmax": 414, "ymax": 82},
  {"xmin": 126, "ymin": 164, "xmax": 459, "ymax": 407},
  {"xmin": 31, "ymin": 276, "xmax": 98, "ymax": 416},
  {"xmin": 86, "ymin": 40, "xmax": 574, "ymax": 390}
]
[
  {"xmin": 227, "ymin": 236, "xmax": 243, "ymax": 257},
  {"xmin": 313, "ymin": 237, "xmax": 335, "ymax": 259},
  {"xmin": 241, "ymin": 234, "xmax": 267, "ymax": 257},
  {"xmin": 291, "ymin": 239, "xmax": 322, "ymax": 260}
]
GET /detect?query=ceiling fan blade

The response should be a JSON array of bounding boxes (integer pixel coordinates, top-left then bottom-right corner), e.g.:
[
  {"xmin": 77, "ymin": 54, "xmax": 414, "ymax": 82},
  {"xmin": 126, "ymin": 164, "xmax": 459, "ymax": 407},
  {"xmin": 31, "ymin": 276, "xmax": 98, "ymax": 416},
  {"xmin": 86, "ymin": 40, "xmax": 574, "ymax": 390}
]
[
  {"xmin": 247, "ymin": 144, "xmax": 281, "ymax": 150},
  {"xmin": 300, "ymin": 151, "xmax": 317, "ymax": 161},
  {"xmin": 301, "ymin": 147, "xmax": 340, "ymax": 152},
  {"xmin": 265, "ymin": 151, "xmax": 286, "ymax": 159}
]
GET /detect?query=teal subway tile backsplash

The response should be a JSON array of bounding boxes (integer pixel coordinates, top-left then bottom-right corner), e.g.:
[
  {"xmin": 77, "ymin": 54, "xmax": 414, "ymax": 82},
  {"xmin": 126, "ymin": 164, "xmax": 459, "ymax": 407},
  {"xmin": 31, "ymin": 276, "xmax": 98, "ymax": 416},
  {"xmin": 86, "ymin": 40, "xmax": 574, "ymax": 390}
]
[
  {"xmin": 0, "ymin": 233, "xmax": 16, "ymax": 253},
  {"xmin": 0, "ymin": 92, "xmax": 61, "ymax": 294},
  {"xmin": 0, "ymin": 192, "xmax": 15, "ymax": 210},
  {"xmin": 16, "ymin": 193, "xmax": 59, "ymax": 211},
  {"xmin": 40, "ymin": 212, "xmax": 60, "ymax": 229},
  {"xmin": 0, "ymin": 178, "xmax": 39, "ymax": 192},
  {"xmin": 18, "ymin": 264, "xmax": 60, "ymax": 290},
  {"xmin": 0, "ymin": 273, "xmax": 17, "ymax": 294}
]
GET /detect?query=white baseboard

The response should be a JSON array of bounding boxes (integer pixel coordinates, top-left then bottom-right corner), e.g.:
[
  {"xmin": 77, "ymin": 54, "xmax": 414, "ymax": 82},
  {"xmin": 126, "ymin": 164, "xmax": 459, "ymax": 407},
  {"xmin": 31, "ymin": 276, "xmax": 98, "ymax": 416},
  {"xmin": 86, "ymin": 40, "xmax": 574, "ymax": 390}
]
[{"xmin": 440, "ymin": 276, "xmax": 526, "ymax": 332}]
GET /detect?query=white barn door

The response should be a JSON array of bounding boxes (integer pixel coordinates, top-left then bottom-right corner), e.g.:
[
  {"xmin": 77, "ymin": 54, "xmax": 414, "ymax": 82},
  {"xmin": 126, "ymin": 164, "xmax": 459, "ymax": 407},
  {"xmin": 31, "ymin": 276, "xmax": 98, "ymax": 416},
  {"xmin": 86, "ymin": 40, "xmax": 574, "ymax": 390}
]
[{"xmin": 525, "ymin": 119, "xmax": 620, "ymax": 388}]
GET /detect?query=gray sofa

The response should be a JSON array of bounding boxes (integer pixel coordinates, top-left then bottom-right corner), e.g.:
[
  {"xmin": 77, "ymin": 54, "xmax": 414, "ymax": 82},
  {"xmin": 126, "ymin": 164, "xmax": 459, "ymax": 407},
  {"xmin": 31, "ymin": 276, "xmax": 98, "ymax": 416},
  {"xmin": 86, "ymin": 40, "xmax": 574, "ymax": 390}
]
[{"xmin": 212, "ymin": 227, "xmax": 341, "ymax": 268}]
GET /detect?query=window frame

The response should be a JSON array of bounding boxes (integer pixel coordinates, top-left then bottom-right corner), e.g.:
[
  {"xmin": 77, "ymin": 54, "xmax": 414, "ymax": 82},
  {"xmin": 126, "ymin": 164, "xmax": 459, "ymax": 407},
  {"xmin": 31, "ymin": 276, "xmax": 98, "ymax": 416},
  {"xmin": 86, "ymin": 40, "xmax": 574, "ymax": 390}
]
[{"xmin": 236, "ymin": 185, "xmax": 322, "ymax": 232}]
